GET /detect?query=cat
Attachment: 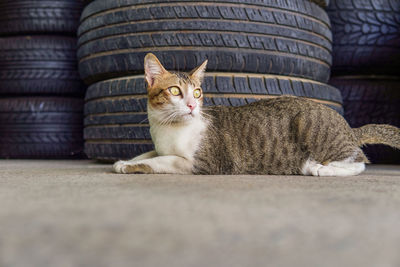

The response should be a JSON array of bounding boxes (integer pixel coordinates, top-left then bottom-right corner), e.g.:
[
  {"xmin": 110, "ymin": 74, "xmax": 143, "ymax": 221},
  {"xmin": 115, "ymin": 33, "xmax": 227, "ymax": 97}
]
[{"xmin": 113, "ymin": 53, "xmax": 400, "ymax": 176}]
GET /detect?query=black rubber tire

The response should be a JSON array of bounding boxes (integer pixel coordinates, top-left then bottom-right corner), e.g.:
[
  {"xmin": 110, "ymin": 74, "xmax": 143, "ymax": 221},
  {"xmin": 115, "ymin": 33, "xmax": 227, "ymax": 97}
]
[
  {"xmin": 327, "ymin": 0, "xmax": 400, "ymax": 75},
  {"xmin": 78, "ymin": 0, "xmax": 332, "ymax": 84},
  {"xmin": 84, "ymin": 143, "xmax": 154, "ymax": 162},
  {"xmin": 81, "ymin": 0, "xmax": 95, "ymax": 7},
  {"xmin": 362, "ymin": 145, "xmax": 400, "ymax": 165},
  {"xmin": 84, "ymin": 73, "xmax": 343, "ymax": 160},
  {"xmin": 0, "ymin": 97, "xmax": 85, "ymax": 159},
  {"xmin": 84, "ymin": 73, "xmax": 343, "ymax": 115},
  {"xmin": 329, "ymin": 77, "xmax": 400, "ymax": 127},
  {"xmin": 0, "ymin": 36, "xmax": 86, "ymax": 96},
  {"xmin": 0, "ymin": 0, "xmax": 83, "ymax": 35},
  {"xmin": 329, "ymin": 76, "xmax": 400, "ymax": 164}
]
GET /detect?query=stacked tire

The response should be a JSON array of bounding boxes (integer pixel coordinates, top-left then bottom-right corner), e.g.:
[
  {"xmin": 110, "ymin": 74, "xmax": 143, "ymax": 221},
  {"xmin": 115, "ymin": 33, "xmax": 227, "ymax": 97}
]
[
  {"xmin": 327, "ymin": 0, "xmax": 400, "ymax": 163},
  {"xmin": 78, "ymin": 0, "xmax": 343, "ymax": 161},
  {"xmin": 0, "ymin": 1, "xmax": 86, "ymax": 159}
]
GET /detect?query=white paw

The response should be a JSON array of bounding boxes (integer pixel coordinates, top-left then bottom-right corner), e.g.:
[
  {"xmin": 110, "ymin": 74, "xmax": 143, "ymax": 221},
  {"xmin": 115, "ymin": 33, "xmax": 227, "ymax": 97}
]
[
  {"xmin": 113, "ymin": 160, "xmax": 129, "ymax": 174},
  {"xmin": 316, "ymin": 166, "xmax": 336, "ymax": 177},
  {"xmin": 113, "ymin": 160, "xmax": 154, "ymax": 174},
  {"xmin": 310, "ymin": 164, "xmax": 324, "ymax": 176}
]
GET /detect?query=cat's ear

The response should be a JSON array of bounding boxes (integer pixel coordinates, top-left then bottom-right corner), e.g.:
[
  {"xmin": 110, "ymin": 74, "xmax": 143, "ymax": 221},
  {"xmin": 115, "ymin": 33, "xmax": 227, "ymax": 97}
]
[
  {"xmin": 190, "ymin": 59, "xmax": 208, "ymax": 82},
  {"xmin": 144, "ymin": 53, "xmax": 167, "ymax": 87}
]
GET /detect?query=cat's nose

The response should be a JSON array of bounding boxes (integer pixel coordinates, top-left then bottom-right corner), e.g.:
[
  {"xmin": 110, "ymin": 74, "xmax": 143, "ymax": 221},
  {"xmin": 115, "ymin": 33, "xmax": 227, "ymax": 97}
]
[{"xmin": 187, "ymin": 103, "xmax": 196, "ymax": 111}]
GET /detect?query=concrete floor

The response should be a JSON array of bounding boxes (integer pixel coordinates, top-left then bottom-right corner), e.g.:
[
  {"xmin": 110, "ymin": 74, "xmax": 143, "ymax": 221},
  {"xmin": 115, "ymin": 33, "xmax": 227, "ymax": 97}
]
[{"xmin": 0, "ymin": 161, "xmax": 399, "ymax": 267}]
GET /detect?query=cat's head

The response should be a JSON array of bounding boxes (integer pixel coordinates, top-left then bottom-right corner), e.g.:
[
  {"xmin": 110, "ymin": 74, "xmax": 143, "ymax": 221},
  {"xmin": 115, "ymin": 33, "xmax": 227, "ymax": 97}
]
[{"xmin": 144, "ymin": 53, "xmax": 207, "ymax": 125}]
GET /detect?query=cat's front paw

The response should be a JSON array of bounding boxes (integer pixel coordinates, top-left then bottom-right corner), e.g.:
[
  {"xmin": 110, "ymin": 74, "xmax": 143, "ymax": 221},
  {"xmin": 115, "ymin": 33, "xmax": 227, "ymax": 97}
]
[
  {"xmin": 113, "ymin": 161, "xmax": 154, "ymax": 174},
  {"xmin": 113, "ymin": 160, "xmax": 127, "ymax": 173}
]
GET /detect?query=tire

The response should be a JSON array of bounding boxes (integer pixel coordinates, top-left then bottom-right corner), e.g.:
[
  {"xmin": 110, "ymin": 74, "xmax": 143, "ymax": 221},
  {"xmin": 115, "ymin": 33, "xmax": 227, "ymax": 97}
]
[
  {"xmin": 84, "ymin": 143, "xmax": 154, "ymax": 162},
  {"xmin": 0, "ymin": 0, "xmax": 83, "ymax": 35},
  {"xmin": 327, "ymin": 0, "xmax": 400, "ymax": 75},
  {"xmin": 81, "ymin": 0, "xmax": 94, "ymax": 7},
  {"xmin": 329, "ymin": 76, "xmax": 400, "ymax": 164},
  {"xmin": 84, "ymin": 73, "xmax": 343, "ymax": 160},
  {"xmin": 0, "ymin": 97, "xmax": 84, "ymax": 159},
  {"xmin": 78, "ymin": 0, "xmax": 332, "ymax": 84},
  {"xmin": 0, "ymin": 36, "xmax": 85, "ymax": 96},
  {"xmin": 363, "ymin": 146, "xmax": 400, "ymax": 165}
]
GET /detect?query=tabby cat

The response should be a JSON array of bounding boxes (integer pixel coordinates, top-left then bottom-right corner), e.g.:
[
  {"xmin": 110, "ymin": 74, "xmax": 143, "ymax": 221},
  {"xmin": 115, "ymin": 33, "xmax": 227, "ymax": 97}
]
[{"xmin": 113, "ymin": 53, "xmax": 400, "ymax": 176}]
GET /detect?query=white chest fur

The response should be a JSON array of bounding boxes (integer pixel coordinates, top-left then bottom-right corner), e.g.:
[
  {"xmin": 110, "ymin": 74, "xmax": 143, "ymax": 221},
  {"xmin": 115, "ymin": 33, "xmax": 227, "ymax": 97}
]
[{"xmin": 149, "ymin": 117, "xmax": 207, "ymax": 161}]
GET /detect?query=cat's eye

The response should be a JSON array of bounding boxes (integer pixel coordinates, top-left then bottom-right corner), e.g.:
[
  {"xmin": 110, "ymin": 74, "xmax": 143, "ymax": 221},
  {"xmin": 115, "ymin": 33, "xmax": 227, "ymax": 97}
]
[
  {"xmin": 169, "ymin": 86, "xmax": 181, "ymax": 96},
  {"xmin": 193, "ymin": 88, "xmax": 202, "ymax": 98}
]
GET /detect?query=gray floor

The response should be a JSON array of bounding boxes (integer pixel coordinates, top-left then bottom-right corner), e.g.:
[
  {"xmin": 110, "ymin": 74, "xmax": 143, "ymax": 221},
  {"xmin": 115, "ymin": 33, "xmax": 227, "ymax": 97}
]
[{"xmin": 0, "ymin": 160, "xmax": 400, "ymax": 267}]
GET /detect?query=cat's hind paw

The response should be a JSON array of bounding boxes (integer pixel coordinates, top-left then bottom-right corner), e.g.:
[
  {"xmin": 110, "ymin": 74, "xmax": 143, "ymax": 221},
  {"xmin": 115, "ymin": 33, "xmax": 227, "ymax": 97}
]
[
  {"xmin": 301, "ymin": 158, "xmax": 365, "ymax": 177},
  {"xmin": 113, "ymin": 161, "xmax": 154, "ymax": 174}
]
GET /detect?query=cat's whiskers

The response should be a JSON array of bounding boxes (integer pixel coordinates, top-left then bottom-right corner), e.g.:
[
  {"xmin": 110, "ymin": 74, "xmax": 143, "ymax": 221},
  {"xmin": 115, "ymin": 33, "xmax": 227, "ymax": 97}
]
[
  {"xmin": 148, "ymin": 106, "xmax": 176, "ymax": 126},
  {"xmin": 198, "ymin": 110, "xmax": 217, "ymax": 134},
  {"xmin": 199, "ymin": 110, "xmax": 214, "ymax": 123},
  {"xmin": 138, "ymin": 117, "xmax": 149, "ymax": 124},
  {"xmin": 156, "ymin": 107, "xmax": 182, "ymax": 126},
  {"xmin": 163, "ymin": 112, "xmax": 179, "ymax": 126},
  {"xmin": 158, "ymin": 113, "xmax": 174, "ymax": 126},
  {"xmin": 199, "ymin": 110, "xmax": 213, "ymax": 121}
]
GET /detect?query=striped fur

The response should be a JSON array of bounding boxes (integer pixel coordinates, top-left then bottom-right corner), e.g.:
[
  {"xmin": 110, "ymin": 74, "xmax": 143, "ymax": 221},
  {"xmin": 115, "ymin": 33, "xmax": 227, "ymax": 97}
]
[
  {"xmin": 193, "ymin": 96, "xmax": 368, "ymax": 175},
  {"xmin": 114, "ymin": 53, "xmax": 399, "ymax": 176}
]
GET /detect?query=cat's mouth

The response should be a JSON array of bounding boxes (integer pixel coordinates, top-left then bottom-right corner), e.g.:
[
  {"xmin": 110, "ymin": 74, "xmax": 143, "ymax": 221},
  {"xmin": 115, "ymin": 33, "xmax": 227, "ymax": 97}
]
[
  {"xmin": 180, "ymin": 112, "xmax": 196, "ymax": 121},
  {"xmin": 183, "ymin": 112, "xmax": 194, "ymax": 118}
]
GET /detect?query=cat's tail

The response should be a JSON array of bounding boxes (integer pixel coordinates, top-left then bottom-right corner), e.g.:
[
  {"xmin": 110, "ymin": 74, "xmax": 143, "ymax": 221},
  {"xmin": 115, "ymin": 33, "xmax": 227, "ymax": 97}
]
[{"xmin": 353, "ymin": 124, "xmax": 400, "ymax": 149}]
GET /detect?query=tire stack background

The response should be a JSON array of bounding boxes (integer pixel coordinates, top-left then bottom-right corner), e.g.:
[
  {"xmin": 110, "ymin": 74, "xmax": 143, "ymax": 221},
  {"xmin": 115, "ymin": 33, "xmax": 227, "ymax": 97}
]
[
  {"xmin": 0, "ymin": 0, "xmax": 86, "ymax": 159},
  {"xmin": 327, "ymin": 0, "xmax": 400, "ymax": 163},
  {"xmin": 79, "ymin": 0, "xmax": 345, "ymax": 161}
]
